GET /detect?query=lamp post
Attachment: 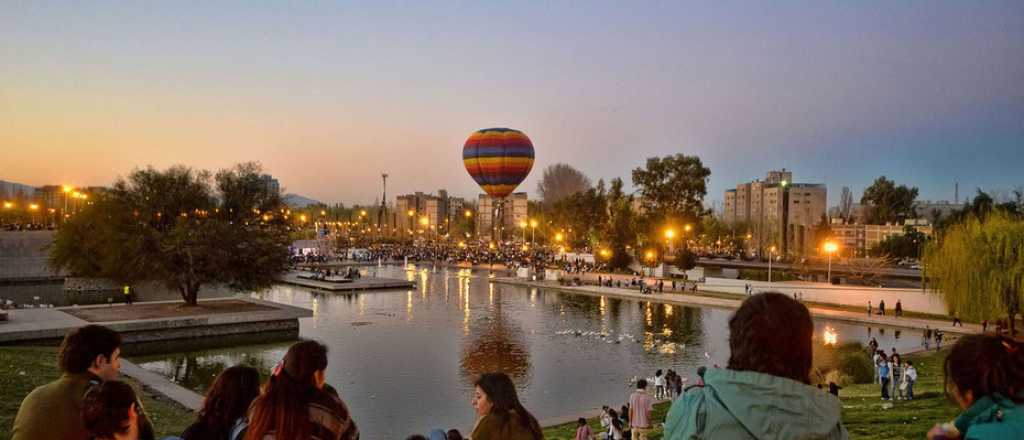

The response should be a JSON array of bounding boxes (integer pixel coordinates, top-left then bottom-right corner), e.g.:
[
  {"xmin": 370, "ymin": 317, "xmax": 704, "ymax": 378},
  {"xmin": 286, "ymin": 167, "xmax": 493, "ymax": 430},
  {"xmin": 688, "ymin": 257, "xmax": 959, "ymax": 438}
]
[
  {"xmin": 529, "ymin": 219, "xmax": 537, "ymax": 245},
  {"xmin": 823, "ymin": 241, "xmax": 839, "ymax": 284},
  {"xmin": 768, "ymin": 245, "xmax": 776, "ymax": 284}
]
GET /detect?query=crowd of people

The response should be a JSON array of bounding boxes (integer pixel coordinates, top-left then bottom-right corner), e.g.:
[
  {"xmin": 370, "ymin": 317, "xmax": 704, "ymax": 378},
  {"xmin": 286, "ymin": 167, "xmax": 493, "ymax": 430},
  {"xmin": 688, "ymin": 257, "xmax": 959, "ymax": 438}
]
[{"xmin": 11, "ymin": 292, "xmax": 1024, "ymax": 440}]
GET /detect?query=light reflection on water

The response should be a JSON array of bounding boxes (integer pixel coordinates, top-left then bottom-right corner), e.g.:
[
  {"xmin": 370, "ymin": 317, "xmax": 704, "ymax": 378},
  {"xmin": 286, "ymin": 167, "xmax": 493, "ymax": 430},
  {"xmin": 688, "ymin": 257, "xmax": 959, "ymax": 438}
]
[{"xmin": 132, "ymin": 265, "xmax": 920, "ymax": 439}]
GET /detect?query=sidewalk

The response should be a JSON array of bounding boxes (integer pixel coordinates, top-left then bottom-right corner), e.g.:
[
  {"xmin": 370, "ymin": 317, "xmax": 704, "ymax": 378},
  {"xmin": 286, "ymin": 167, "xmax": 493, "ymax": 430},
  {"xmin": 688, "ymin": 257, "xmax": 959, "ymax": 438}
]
[{"xmin": 492, "ymin": 278, "xmax": 981, "ymax": 336}]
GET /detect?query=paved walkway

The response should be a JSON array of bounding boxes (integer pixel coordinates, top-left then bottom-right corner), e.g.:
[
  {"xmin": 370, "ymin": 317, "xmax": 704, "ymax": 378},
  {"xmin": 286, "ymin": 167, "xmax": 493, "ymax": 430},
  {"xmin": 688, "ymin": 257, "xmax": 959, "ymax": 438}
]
[
  {"xmin": 120, "ymin": 359, "xmax": 202, "ymax": 412},
  {"xmin": 0, "ymin": 297, "xmax": 312, "ymax": 344},
  {"xmin": 494, "ymin": 278, "xmax": 981, "ymax": 336}
]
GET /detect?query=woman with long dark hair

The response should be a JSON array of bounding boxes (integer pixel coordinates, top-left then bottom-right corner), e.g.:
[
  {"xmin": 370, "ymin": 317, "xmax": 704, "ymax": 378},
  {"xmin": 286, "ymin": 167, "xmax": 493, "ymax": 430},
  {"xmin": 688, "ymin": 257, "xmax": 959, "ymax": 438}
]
[
  {"xmin": 245, "ymin": 341, "xmax": 359, "ymax": 440},
  {"xmin": 927, "ymin": 334, "xmax": 1024, "ymax": 439},
  {"xmin": 470, "ymin": 372, "xmax": 543, "ymax": 440},
  {"xmin": 181, "ymin": 365, "xmax": 261, "ymax": 440}
]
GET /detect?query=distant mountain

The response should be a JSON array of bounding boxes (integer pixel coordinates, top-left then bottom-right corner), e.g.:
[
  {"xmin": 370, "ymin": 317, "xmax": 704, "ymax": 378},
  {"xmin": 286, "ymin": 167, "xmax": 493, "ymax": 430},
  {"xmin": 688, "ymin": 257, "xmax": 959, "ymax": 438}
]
[
  {"xmin": 0, "ymin": 180, "xmax": 37, "ymax": 198},
  {"xmin": 283, "ymin": 193, "xmax": 322, "ymax": 208}
]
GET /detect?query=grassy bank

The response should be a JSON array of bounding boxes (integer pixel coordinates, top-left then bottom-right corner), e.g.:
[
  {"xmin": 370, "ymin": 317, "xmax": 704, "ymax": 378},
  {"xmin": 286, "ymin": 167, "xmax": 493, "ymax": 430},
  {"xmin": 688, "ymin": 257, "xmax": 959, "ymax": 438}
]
[
  {"xmin": 0, "ymin": 346, "xmax": 194, "ymax": 438},
  {"xmin": 542, "ymin": 349, "xmax": 958, "ymax": 440}
]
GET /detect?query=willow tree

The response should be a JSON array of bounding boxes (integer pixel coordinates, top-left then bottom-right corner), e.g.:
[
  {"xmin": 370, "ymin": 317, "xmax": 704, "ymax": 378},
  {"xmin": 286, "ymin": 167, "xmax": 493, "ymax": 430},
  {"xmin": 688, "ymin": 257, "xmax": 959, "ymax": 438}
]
[{"xmin": 924, "ymin": 211, "xmax": 1024, "ymax": 334}]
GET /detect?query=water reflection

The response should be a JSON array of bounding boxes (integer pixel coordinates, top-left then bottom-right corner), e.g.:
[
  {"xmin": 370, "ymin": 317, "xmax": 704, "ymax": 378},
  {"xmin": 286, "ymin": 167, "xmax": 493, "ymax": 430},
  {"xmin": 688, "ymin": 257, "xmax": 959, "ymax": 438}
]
[{"xmin": 460, "ymin": 290, "xmax": 531, "ymax": 384}]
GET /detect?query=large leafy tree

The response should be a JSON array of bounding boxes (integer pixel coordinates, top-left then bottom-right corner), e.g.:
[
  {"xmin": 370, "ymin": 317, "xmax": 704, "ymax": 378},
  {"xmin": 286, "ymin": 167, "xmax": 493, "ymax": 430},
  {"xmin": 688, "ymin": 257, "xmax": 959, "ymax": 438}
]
[
  {"xmin": 860, "ymin": 176, "xmax": 919, "ymax": 224},
  {"xmin": 49, "ymin": 163, "xmax": 291, "ymax": 306},
  {"xmin": 631, "ymin": 154, "xmax": 711, "ymax": 225},
  {"xmin": 924, "ymin": 211, "xmax": 1023, "ymax": 334},
  {"xmin": 870, "ymin": 226, "xmax": 929, "ymax": 259},
  {"xmin": 548, "ymin": 188, "xmax": 607, "ymax": 249},
  {"xmin": 536, "ymin": 163, "xmax": 592, "ymax": 206}
]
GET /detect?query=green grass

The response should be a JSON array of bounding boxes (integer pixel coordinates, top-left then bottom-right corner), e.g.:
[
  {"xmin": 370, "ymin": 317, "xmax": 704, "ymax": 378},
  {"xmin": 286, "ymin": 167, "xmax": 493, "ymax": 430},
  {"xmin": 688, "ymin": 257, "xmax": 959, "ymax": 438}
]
[
  {"xmin": 0, "ymin": 346, "xmax": 194, "ymax": 439},
  {"xmin": 542, "ymin": 349, "xmax": 958, "ymax": 440}
]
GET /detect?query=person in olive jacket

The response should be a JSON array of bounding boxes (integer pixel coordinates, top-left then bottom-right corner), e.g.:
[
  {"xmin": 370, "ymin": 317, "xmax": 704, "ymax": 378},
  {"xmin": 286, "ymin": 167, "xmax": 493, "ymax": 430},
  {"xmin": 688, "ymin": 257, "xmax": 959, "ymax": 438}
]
[{"xmin": 12, "ymin": 325, "xmax": 154, "ymax": 440}]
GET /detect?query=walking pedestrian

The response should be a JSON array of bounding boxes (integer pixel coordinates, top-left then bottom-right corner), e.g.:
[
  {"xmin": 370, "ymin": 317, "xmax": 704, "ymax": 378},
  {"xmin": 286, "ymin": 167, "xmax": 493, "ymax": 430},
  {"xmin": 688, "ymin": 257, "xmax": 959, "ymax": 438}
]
[
  {"xmin": 923, "ymin": 327, "xmax": 932, "ymax": 350},
  {"xmin": 123, "ymin": 285, "xmax": 133, "ymax": 305},
  {"xmin": 868, "ymin": 301, "xmax": 872, "ymax": 316},
  {"xmin": 879, "ymin": 300, "xmax": 886, "ymax": 316},
  {"xmin": 935, "ymin": 330, "xmax": 944, "ymax": 351},
  {"xmin": 895, "ymin": 300, "xmax": 902, "ymax": 317}
]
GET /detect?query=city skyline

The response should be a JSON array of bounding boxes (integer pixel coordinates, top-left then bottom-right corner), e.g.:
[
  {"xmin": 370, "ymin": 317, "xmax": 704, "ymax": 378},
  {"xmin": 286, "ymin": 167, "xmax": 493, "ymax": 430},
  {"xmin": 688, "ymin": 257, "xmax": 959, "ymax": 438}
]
[{"xmin": 3, "ymin": 1, "xmax": 1021, "ymax": 206}]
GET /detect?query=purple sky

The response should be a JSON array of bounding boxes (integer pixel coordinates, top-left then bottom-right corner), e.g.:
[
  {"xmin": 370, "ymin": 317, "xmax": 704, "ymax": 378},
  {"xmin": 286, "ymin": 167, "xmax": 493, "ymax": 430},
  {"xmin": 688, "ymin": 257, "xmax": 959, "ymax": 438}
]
[{"xmin": 2, "ymin": 1, "xmax": 1022, "ymax": 206}]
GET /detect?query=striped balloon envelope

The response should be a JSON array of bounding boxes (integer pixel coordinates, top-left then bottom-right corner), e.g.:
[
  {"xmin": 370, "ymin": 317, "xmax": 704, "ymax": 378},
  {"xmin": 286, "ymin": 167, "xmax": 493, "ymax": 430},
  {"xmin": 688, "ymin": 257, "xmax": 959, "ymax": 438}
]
[{"xmin": 462, "ymin": 128, "xmax": 535, "ymax": 198}]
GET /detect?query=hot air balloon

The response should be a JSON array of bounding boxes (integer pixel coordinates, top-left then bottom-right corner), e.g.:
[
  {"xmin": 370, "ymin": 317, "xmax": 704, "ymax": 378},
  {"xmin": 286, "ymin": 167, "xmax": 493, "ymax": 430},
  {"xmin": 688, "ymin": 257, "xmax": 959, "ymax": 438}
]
[
  {"xmin": 462, "ymin": 128, "xmax": 535, "ymax": 199},
  {"xmin": 463, "ymin": 128, "xmax": 535, "ymax": 241}
]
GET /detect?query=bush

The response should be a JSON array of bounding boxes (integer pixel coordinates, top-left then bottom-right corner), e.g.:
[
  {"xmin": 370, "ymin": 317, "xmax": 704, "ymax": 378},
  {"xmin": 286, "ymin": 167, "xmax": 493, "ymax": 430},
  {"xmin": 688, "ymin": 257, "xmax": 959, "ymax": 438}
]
[{"xmin": 838, "ymin": 351, "xmax": 875, "ymax": 384}]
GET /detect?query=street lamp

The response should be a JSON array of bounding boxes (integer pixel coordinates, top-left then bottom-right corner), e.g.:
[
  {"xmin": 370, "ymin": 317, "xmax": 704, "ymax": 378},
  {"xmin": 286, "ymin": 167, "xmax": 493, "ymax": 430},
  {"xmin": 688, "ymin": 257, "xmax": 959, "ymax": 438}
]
[
  {"xmin": 768, "ymin": 245, "xmax": 776, "ymax": 284},
  {"xmin": 518, "ymin": 220, "xmax": 528, "ymax": 242},
  {"xmin": 529, "ymin": 219, "xmax": 537, "ymax": 245},
  {"xmin": 823, "ymin": 241, "xmax": 839, "ymax": 284},
  {"xmin": 645, "ymin": 250, "xmax": 656, "ymax": 277}
]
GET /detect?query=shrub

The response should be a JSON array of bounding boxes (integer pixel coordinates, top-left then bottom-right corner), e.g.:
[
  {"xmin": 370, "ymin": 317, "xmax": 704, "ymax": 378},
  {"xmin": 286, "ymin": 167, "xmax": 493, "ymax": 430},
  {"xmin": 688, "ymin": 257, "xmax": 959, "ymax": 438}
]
[{"xmin": 838, "ymin": 351, "xmax": 875, "ymax": 384}]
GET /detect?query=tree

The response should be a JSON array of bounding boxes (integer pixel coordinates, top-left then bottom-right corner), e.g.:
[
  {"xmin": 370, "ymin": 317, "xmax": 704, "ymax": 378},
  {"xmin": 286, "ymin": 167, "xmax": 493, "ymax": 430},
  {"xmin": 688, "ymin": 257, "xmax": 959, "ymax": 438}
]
[
  {"xmin": 49, "ymin": 163, "xmax": 291, "ymax": 306},
  {"xmin": 631, "ymin": 154, "xmax": 711, "ymax": 225},
  {"xmin": 536, "ymin": 163, "xmax": 592, "ymax": 206},
  {"xmin": 839, "ymin": 187, "xmax": 854, "ymax": 223},
  {"xmin": 870, "ymin": 226, "xmax": 929, "ymax": 259},
  {"xmin": 860, "ymin": 176, "xmax": 918, "ymax": 224},
  {"xmin": 604, "ymin": 178, "xmax": 635, "ymax": 270},
  {"xmin": 924, "ymin": 211, "xmax": 1024, "ymax": 334},
  {"xmin": 549, "ymin": 188, "xmax": 607, "ymax": 249}
]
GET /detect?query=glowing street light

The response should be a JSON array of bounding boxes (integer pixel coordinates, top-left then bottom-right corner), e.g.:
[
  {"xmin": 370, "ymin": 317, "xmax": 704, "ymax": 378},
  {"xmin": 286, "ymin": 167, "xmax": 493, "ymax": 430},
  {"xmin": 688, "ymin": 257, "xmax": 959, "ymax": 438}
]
[
  {"xmin": 664, "ymin": 228, "xmax": 676, "ymax": 239},
  {"xmin": 464, "ymin": 210, "xmax": 472, "ymax": 218},
  {"xmin": 684, "ymin": 224, "xmax": 692, "ymax": 233},
  {"xmin": 299, "ymin": 214, "xmax": 308, "ymax": 223},
  {"xmin": 823, "ymin": 240, "xmax": 840, "ymax": 283},
  {"xmin": 768, "ymin": 245, "xmax": 777, "ymax": 284},
  {"xmin": 554, "ymin": 232, "xmax": 564, "ymax": 242},
  {"xmin": 3, "ymin": 202, "xmax": 13, "ymax": 209}
]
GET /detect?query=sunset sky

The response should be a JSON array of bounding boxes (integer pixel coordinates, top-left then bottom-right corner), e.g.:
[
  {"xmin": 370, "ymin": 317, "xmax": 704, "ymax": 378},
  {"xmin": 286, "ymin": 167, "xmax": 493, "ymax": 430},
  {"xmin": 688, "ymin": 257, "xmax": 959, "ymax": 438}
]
[{"xmin": 2, "ymin": 1, "xmax": 1022, "ymax": 206}]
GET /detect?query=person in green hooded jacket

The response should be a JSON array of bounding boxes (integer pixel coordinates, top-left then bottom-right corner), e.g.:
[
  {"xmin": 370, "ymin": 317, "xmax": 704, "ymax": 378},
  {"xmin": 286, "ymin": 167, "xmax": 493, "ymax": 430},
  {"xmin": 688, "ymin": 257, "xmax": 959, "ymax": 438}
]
[
  {"xmin": 926, "ymin": 334, "xmax": 1024, "ymax": 440},
  {"xmin": 663, "ymin": 292, "xmax": 848, "ymax": 440}
]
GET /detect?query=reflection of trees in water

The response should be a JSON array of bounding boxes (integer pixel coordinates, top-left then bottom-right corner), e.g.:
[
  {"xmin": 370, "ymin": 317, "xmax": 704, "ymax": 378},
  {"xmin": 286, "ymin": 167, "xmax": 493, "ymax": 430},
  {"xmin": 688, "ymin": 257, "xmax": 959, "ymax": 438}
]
[
  {"xmin": 639, "ymin": 302, "xmax": 704, "ymax": 346},
  {"xmin": 460, "ymin": 290, "xmax": 531, "ymax": 385},
  {"xmin": 160, "ymin": 349, "xmax": 279, "ymax": 393}
]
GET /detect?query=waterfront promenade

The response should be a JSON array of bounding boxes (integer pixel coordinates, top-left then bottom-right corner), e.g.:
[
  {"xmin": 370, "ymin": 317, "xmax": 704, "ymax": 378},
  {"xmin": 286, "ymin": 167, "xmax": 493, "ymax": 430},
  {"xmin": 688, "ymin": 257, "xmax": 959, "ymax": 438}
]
[{"xmin": 494, "ymin": 277, "xmax": 980, "ymax": 336}]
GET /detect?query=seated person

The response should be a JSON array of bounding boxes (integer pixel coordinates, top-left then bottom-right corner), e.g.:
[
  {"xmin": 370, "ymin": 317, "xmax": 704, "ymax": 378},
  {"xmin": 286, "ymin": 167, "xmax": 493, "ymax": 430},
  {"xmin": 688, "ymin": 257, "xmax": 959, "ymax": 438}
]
[{"xmin": 81, "ymin": 381, "xmax": 143, "ymax": 440}]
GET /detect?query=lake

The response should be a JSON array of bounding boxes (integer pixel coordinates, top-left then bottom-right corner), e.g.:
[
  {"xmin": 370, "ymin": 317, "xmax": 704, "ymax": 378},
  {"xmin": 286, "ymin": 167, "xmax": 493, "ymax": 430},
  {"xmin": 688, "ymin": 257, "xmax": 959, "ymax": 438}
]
[{"xmin": 133, "ymin": 265, "xmax": 921, "ymax": 438}]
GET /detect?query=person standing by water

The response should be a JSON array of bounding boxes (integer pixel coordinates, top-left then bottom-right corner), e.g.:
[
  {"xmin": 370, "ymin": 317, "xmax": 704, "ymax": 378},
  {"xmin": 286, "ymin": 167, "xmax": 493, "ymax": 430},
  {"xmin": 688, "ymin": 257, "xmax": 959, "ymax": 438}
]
[
  {"xmin": 902, "ymin": 360, "xmax": 917, "ymax": 401},
  {"xmin": 878, "ymin": 300, "xmax": 886, "ymax": 316},
  {"xmin": 891, "ymin": 354, "xmax": 904, "ymax": 400},
  {"xmin": 867, "ymin": 301, "xmax": 872, "ymax": 316},
  {"xmin": 895, "ymin": 300, "xmax": 902, "ymax": 317},
  {"xmin": 123, "ymin": 284, "xmax": 133, "ymax": 305},
  {"xmin": 879, "ymin": 353, "xmax": 892, "ymax": 400},
  {"xmin": 654, "ymin": 369, "xmax": 666, "ymax": 399},
  {"xmin": 628, "ymin": 379, "xmax": 654, "ymax": 440},
  {"xmin": 926, "ymin": 334, "xmax": 1024, "ymax": 439}
]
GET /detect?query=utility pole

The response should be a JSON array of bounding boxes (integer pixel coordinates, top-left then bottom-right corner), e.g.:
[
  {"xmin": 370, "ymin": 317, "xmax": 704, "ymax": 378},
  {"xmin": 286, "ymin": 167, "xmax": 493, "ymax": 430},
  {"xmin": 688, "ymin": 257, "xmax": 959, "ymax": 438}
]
[{"xmin": 378, "ymin": 173, "xmax": 388, "ymax": 233}]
